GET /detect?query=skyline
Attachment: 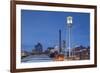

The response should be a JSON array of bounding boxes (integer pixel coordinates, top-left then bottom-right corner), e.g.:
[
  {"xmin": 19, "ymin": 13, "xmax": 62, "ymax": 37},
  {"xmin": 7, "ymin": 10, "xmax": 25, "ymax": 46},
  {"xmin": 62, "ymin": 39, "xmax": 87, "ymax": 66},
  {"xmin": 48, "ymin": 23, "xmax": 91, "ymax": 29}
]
[{"xmin": 21, "ymin": 10, "xmax": 90, "ymax": 52}]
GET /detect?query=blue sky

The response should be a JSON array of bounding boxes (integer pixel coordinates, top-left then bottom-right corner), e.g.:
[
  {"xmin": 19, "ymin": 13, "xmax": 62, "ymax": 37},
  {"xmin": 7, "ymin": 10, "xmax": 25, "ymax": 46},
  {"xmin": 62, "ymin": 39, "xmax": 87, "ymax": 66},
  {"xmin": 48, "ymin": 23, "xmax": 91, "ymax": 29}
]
[{"xmin": 21, "ymin": 10, "xmax": 90, "ymax": 52}]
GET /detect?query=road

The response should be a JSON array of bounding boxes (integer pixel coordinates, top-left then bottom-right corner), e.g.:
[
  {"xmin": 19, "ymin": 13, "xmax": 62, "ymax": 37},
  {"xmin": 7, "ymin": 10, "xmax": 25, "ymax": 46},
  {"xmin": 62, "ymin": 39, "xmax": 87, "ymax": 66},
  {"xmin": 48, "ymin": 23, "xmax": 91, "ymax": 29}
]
[{"xmin": 21, "ymin": 54, "xmax": 53, "ymax": 63}]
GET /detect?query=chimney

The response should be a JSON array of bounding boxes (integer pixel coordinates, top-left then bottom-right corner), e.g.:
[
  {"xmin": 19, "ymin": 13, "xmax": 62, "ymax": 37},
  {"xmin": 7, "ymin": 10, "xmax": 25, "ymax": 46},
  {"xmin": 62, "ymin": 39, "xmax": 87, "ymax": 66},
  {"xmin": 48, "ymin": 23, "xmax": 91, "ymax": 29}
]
[{"xmin": 59, "ymin": 29, "xmax": 62, "ymax": 53}]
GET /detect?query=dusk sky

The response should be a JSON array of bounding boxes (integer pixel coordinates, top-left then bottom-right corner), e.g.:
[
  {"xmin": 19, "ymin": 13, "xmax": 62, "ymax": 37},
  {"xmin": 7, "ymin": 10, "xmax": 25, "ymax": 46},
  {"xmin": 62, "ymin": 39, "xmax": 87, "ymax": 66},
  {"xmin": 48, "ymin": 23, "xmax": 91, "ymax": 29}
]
[{"xmin": 21, "ymin": 10, "xmax": 90, "ymax": 52}]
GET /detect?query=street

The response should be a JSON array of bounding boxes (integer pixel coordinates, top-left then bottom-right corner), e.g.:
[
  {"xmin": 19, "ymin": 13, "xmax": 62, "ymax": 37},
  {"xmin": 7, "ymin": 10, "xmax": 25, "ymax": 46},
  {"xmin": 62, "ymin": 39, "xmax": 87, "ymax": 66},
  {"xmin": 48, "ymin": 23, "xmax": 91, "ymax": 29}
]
[{"xmin": 21, "ymin": 54, "xmax": 53, "ymax": 63}]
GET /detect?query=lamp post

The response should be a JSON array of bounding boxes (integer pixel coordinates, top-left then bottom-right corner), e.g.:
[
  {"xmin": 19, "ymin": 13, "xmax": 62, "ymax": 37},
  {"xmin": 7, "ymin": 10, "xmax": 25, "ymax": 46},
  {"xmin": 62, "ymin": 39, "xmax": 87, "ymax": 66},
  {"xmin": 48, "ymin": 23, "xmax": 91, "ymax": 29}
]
[{"xmin": 67, "ymin": 16, "xmax": 73, "ymax": 57}]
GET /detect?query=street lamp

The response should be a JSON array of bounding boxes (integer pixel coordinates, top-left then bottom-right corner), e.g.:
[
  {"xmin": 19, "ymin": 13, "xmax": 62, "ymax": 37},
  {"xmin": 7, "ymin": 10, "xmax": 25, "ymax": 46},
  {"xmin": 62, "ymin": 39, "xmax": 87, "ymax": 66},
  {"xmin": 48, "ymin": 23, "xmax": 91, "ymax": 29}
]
[{"xmin": 67, "ymin": 16, "xmax": 73, "ymax": 57}]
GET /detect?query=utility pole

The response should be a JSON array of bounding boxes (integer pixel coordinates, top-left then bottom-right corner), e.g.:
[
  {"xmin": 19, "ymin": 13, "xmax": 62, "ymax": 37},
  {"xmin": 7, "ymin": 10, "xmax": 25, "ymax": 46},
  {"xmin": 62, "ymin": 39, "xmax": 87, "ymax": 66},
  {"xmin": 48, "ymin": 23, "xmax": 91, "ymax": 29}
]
[{"xmin": 59, "ymin": 29, "xmax": 62, "ymax": 53}]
